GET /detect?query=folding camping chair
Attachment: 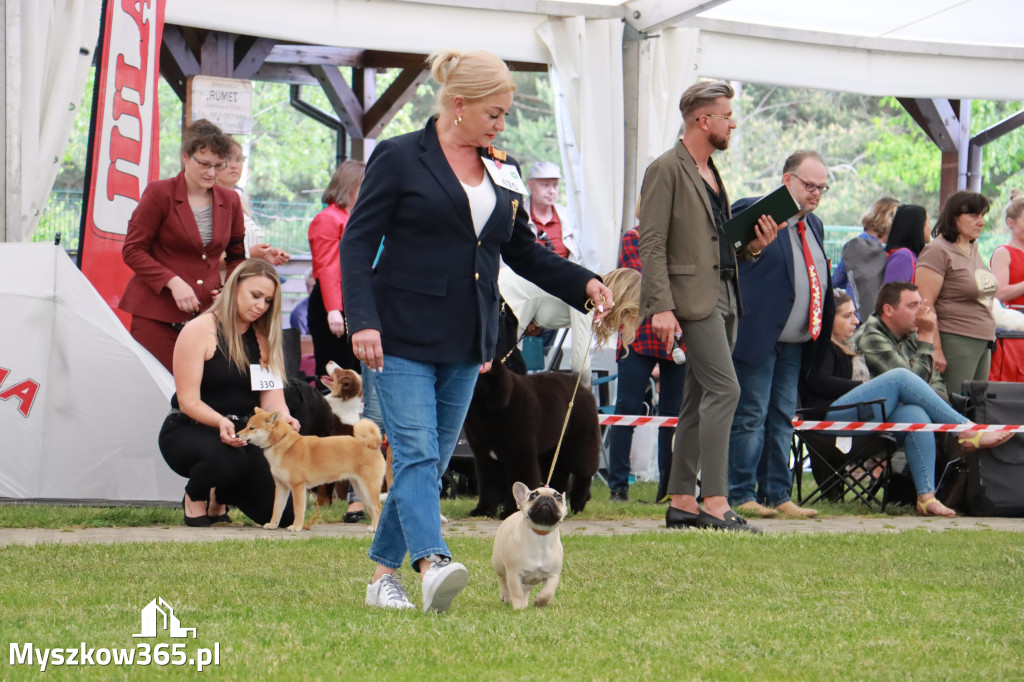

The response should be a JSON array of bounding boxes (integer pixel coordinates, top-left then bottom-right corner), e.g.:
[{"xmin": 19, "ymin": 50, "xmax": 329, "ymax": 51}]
[{"xmin": 791, "ymin": 397, "xmax": 899, "ymax": 512}]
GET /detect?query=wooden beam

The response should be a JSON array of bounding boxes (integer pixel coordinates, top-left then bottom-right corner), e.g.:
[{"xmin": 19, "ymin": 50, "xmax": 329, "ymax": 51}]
[
  {"xmin": 252, "ymin": 63, "xmax": 320, "ymax": 86},
  {"xmin": 897, "ymin": 98, "xmax": 960, "ymax": 153},
  {"xmin": 233, "ymin": 37, "xmax": 277, "ymax": 80},
  {"xmin": 201, "ymin": 31, "xmax": 235, "ymax": 78},
  {"xmin": 309, "ymin": 65, "xmax": 364, "ymax": 139},
  {"xmin": 159, "ymin": 25, "xmax": 200, "ymax": 101},
  {"xmin": 266, "ymin": 45, "xmax": 547, "ymax": 72},
  {"xmin": 363, "ymin": 68, "xmax": 429, "ymax": 137}
]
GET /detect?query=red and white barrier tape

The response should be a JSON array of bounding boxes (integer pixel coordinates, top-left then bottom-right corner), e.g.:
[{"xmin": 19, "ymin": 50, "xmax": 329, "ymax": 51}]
[{"xmin": 597, "ymin": 413, "xmax": 1023, "ymax": 433}]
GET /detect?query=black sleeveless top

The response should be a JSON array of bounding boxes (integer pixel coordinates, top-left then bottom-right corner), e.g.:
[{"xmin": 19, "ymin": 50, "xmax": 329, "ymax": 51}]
[{"xmin": 171, "ymin": 326, "xmax": 260, "ymax": 417}]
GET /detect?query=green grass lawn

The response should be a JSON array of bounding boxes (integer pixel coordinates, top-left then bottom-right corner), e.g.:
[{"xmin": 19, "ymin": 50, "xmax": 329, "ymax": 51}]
[
  {"xmin": 2, "ymin": 531, "xmax": 1022, "ymax": 680},
  {"xmin": 0, "ymin": 480, "xmax": 903, "ymax": 530}
]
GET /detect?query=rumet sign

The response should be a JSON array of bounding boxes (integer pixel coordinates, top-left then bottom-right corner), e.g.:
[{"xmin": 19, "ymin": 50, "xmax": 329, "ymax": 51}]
[{"xmin": 187, "ymin": 75, "xmax": 254, "ymax": 135}]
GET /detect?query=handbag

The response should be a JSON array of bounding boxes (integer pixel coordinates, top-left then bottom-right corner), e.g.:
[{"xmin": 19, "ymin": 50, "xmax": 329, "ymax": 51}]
[{"xmin": 935, "ymin": 458, "xmax": 969, "ymax": 510}]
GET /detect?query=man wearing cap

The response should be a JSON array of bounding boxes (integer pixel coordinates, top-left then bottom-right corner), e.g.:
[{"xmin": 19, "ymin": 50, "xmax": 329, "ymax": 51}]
[{"xmin": 525, "ymin": 161, "xmax": 581, "ymax": 263}]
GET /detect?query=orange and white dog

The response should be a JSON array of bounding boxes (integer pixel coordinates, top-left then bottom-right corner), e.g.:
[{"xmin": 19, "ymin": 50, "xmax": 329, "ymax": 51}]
[{"xmin": 238, "ymin": 407, "xmax": 385, "ymax": 532}]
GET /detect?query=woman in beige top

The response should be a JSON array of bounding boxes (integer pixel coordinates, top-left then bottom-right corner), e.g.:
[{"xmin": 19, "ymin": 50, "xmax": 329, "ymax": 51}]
[{"xmin": 915, "ymin": 191, "xmax": 999, "ymax": 395}]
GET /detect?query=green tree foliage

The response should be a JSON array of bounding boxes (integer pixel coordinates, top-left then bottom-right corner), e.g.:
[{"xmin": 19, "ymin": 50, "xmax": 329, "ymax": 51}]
[
  {"xmin": 715, "ymin": 84, "xmax": 905, "ymax": 228},
  {"xmin": 48, "ymin": 67, "xmax": 1024, "ymax": 251}
]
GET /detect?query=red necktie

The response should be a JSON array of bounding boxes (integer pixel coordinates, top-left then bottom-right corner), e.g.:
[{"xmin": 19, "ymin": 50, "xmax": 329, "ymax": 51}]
[{"xmin": 796, "ymin": 221, "xmax": 823, "ymax": 340}]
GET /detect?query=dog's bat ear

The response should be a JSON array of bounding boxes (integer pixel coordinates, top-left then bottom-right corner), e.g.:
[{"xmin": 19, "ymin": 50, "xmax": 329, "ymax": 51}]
[
  {"xmin": 268, "ymin": 411, "xmax": 280, "ymax": 424},
  {"xmin": 512, "ymin": 481, "xmax": 530, "ymax": 507},
  {"xmin": 254, "ymin": 406, "xmax": 265, "ymax": 414}
]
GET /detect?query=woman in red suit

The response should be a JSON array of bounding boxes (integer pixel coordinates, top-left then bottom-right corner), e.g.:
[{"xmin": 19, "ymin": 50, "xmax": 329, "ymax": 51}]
[
  {"xmin": 306, "ymin": 159, "xmax": 365, "ymax": 377},
  {"xmin": 120, "ymin": 119, "xmax": 246, "ymax": 370}
]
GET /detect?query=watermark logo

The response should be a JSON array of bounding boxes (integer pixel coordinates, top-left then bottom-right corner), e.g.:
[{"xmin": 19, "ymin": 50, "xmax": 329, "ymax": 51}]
[
  {"xmin": 133, "ymin": 597, "xmax": 196, "ymax": 638},
  {"xmin": 9, "ymin": 597, "xmax": 219, "ymax": 672}
]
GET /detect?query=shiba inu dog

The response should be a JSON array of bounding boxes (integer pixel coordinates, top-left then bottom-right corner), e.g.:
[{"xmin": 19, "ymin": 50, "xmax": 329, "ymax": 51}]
[{"xmin": 238, "ymin": 407, "xmax": 385, "ymax": 532}]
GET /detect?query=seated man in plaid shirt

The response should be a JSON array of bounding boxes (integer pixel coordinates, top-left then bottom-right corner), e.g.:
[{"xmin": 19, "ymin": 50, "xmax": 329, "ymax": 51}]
[{"xmin": 606, "ymin": 226, "xmax": 687, "ymax": 503}]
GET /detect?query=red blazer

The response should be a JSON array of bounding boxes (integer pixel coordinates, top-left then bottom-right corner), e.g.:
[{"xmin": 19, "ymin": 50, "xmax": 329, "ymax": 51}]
[
  {"xmin": 120, "ymin": 171, "xmax": 246, "ymax": 323},
  {"xmin": 308, "ymin": 203, "xmax": 350, "ymax": 313}
]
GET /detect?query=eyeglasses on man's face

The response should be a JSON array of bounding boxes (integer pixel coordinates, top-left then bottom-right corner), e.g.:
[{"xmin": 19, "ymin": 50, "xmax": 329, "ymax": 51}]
[
  {"xmin": 697, "ymin": 113, "xmax": 734, "ymax": 122},
  {"xmin": 190, "ymin": 154, "xmax": 227, "ymax": 172},
  {"xmin": 789, "ymin": 173, "xmax": 830, "ymax": 195}
]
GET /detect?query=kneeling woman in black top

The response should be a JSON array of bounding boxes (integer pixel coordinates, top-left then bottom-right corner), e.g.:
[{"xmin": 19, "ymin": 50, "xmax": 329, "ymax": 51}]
[{"xmin": 159, "ymin": 258, "xmax": 300, "ymax": 526}]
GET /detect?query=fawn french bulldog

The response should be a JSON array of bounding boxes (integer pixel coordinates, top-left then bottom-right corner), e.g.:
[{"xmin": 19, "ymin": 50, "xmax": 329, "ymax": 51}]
[{"xmin": 491, "ymin": 482, "xmax": 568, "ymax": 609}]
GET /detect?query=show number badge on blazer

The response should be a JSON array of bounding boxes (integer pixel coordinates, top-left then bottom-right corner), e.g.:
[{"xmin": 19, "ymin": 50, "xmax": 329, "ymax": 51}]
[{"xmin": 482, "ymin": 146, "xmax": 526, "ymax": 194}]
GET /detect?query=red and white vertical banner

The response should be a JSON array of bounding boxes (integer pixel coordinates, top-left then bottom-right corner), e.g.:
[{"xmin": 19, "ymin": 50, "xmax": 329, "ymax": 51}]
[{"xmin": 78, "ymin": 0, "xmax": 165, "ymax": 327}]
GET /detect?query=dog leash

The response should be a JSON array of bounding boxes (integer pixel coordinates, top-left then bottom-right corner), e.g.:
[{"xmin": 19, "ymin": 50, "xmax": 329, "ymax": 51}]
[{"xmin": 543, "ymin": 299, "xmax": 601, "ymax": 488}]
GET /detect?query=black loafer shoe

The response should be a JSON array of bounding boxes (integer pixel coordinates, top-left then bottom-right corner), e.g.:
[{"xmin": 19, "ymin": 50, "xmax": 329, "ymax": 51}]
[
  {"xmin": 208, "ymin": 512, "xmax": 232, "ymax": 524},
  {"xmin": 665, "ymin": 506, "xmax": 700, "ymax": 529},
  {"xmin": 695, "ymin": 509, "xmax": 762, "ymax": 534},
  {"xmin": 343, "ymin": 510, "xmax": 366, "ymax": 523},
  {"xmin": 182, "ymin": 495, "xmax": 212, "ymax": 527}
]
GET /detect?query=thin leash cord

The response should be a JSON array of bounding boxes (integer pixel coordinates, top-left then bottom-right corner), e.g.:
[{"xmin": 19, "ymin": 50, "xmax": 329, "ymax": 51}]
[
  {"xmin": 498, "ymin": 302, "xmax": 531, "ymax": 365},
  {"xmin": 544, "ymin": 300, "xmax": 600, "ymax": 487}
]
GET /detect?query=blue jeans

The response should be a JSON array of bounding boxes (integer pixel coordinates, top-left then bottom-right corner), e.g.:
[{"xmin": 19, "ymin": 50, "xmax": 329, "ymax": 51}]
[
  {"xmin": 826, "ymin": 368, "xmax": 966, "ymax": 495},
  {"xmin": 367, "ymin": 355, "xmax": 479, "ymax": 571},
  {"xmin": 729, "ymin": 342, "xmax": 803, "ymax": 507},
  {"xmin": 346, "ymin": 366, "xmax": 387, "ymax": 505},
  {"xmin": 607, "ymin": 351, "xmax": 686, "ymax": 495}
]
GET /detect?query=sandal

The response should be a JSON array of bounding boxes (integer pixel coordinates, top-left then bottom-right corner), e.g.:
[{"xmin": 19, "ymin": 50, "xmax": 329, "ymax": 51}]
[
  {"xmin": 958, "ymin": 429, "xmax": 1015, "ymax": 451},
  {"xmin": 916, "ymin": 497, "xmax": 956, "ymax": 517}
]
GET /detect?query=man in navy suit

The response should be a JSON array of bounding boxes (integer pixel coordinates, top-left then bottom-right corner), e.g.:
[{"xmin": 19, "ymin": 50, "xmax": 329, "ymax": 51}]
[{"xmin": 727, "ymin": 150, "xmax": 836, "ymax": 518}]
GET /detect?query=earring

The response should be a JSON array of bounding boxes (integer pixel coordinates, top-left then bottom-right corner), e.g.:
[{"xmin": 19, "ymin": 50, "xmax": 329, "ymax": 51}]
[{"xmin": 455, "ymin": 115, "xmax": 462, "ymax": 126}]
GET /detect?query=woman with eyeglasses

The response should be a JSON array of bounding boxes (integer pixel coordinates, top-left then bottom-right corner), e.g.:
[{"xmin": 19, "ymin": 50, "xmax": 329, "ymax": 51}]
[
  {"xmin": 215, "ymin": 138, "xmax": 289, "ymax": 266},
  {"xmin": 121, "ymin": 119, "xmax": 246, "ymax": 371}
]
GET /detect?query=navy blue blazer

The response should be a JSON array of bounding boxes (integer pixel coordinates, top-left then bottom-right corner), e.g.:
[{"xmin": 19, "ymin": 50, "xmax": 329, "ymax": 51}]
[
  {"xmin": 730, "ymin": 196, "xmax": 835, "ymax": 366},
  {"xmin": 340, "ymin": 118, "xmax": 596, "ymax": 364}
]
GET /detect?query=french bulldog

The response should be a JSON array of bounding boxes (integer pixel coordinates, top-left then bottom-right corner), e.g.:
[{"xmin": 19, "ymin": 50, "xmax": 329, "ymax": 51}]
[{"xmin": 491, "ymin": 482, "xmax": 568, "ymax": 609}]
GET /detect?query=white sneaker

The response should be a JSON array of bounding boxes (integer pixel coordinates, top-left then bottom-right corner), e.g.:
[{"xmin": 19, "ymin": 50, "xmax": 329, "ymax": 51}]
[
  {"xmin": 421, "ymin": 558, "xmax": 468, "ymax": 613},
  {"xmin": 365, "ymin": 573, "xmax": 414, "ymax": 609}
]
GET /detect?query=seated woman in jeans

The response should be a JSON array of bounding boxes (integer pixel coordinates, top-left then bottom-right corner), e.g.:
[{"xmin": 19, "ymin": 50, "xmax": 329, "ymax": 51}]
[{"xmin": 801, "ymin": 290, "xmax": 1012, "ymax": 516}]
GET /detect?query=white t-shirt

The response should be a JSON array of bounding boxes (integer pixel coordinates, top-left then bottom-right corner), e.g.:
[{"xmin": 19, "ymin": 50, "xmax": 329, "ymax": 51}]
[{"xmin": 461, "ymin": 178, "xmax": 497, "ymax": 236}]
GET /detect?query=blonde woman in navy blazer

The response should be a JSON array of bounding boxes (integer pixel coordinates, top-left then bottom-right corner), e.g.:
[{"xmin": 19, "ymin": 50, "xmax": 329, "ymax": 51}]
[
  {"xmin": 121, "ymin": 120, "xmax": 246, "ymax": 370},
  {"xmin": 341, "ymin": 49, "xmax": 613, "ymax": 613}
]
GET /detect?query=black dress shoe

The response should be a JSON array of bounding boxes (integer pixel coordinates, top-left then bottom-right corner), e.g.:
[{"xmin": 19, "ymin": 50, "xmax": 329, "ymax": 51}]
[
  {"xmin": 208, "ymin": 511, "xmax": 232, "ymax": 524},
  {"xmin": 695, "ymin": 509, "xmax": 762, "ymax": 534},
  {"xmin": 182, "ymin": 496, "xmax": 212, "ymax": 527},
  {"xmin": 665, "ymin": 506, "xmax": 700, "ymax": 529},
  {"xmin": 610, "ymin": 490, "xmax": 630, "ymax": 503},
  {"xmin": 343, "ymin": 510, "xmax": 366, "ymax": 523}
]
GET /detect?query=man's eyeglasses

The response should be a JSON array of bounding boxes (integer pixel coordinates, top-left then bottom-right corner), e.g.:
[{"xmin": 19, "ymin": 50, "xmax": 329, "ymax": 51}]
[
  {"xmin": 190, "ymin": 154, "xmax": 227, "ymax": 172},
  {"xmin": 698, "ymin": 113, "xmax": 734, "ymax": 122},
  {"xmin": 789, "ymin": 173, "xmax": 830, "ymax": 195}
]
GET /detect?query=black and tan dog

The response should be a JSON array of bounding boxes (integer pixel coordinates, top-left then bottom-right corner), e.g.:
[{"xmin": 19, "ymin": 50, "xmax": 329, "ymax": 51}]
[
  {"xmin": 238, "ymin": 408, "xmax": 385, "ymax": 532},
  {"xmin": 464, "ymin": 360, "xmax": 600, "ymax": 518}
]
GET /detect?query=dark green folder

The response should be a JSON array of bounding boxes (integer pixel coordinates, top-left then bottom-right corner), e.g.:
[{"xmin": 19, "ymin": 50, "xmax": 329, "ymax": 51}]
[{"xmin": 723, "ymin": 185, "xmax": 799, "ymax": 250}]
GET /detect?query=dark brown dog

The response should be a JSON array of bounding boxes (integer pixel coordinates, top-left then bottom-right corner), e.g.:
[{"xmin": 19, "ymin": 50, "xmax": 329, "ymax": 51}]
[{"xmin": 463, "ymin": 360, "xmax": 600, "ymax": 518}]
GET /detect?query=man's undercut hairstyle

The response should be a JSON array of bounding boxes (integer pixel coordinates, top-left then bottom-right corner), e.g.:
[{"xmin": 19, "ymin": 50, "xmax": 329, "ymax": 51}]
[
  {"xmin": 875, "ymin": 281, "xmax": 918, "ymax": 318},
  {"xmin": 678, "ymin": 80, "xmax": 734, "ymax": 120},
  {"xmin": 782, "ymin": 150, "xmax": 826, "ymax": 176}
]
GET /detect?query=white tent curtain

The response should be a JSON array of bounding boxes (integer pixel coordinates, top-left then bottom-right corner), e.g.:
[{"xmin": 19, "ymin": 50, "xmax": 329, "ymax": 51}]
[
  {"xmin": 12, "ymin": 0, "xmax": 99, "ymax": 243},
  {"xmin": 537, "ymin": 17, "xmax": 624, "ymax": 274},
  {"xmin": 0, "ymin": 244, "xmax": 180, "ymax": 502},
  {"xmin": 635, "ymin": 27, "xmax": 701, "ymax": 195}
]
